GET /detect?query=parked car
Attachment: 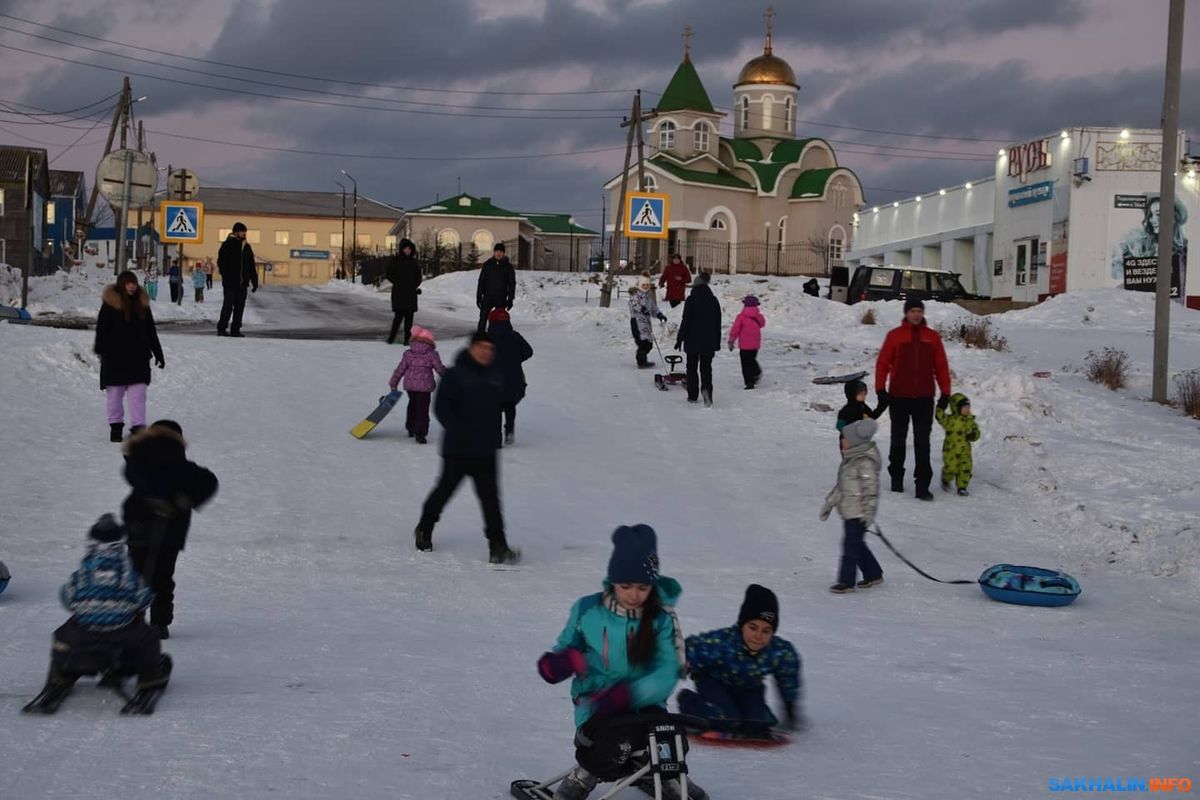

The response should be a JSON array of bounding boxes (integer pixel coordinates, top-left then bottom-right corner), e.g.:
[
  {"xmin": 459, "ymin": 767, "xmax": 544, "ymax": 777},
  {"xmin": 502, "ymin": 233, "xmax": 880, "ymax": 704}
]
[{"xmin": 845, "ymin": 264, "xmax": 973, "ymax": 305}]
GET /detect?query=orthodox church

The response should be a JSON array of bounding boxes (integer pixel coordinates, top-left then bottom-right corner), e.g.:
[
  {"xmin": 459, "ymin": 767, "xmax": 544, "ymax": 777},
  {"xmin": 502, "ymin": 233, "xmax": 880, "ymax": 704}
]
[{"xmin": 604, "ymin": 10, "xmax": 864, "ymax": 274}]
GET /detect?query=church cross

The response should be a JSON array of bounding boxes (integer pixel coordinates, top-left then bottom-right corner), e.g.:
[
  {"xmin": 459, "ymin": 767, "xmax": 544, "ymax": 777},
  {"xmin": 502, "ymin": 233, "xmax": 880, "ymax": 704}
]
[
  {"xmin": 763, "ymin": 5, "xmax": 775, "ymax": 53},
  {"xmin": 682, "ymin": 25, "xmax": 693, "ymax": 61}
]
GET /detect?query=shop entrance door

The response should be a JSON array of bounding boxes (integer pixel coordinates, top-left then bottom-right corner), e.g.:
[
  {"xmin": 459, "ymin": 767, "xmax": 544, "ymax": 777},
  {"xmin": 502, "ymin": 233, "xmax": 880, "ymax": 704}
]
[{"xmin": 1013, "ymin": 238, "xmax": 1040, "ymax": 302}]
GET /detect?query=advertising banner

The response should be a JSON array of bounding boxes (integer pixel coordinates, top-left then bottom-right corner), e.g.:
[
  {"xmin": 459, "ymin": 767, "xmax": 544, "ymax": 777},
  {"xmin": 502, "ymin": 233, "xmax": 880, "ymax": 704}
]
[{"xmin": 1108, "ymin": 193, "xmax": 1188, "ymax": 299}]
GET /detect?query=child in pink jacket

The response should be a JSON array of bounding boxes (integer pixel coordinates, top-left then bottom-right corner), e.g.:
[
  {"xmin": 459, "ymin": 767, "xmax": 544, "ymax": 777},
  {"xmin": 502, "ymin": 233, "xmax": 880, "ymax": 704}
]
[
  {"xmin": 389, "ymin": 326, "xmax": 447, "ymax": 443},
  {"xmin": 729, "ymin": 295, "xmax": 765, "ymax": 389}
]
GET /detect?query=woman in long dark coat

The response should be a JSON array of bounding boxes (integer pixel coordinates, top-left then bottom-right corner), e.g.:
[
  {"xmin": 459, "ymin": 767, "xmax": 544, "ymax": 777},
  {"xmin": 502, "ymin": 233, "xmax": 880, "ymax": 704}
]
[
  {"xmin": 386, "ymin": 238, "xmax": 422, "ymax": 344},
  {"xmin": 95, "ymin": 270, "xmax": 164, "ymax": 442}
]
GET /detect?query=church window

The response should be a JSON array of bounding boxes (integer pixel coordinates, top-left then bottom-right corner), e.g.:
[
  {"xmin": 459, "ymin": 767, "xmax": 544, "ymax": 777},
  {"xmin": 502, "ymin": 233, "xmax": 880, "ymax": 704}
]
[
  {"xmin": 784, "ymin": 98, "xmax": 793, "ymax": 133},
  {"xmin": 642, "ymin": 174, "xmax": 657, "ymax": 192},
  {"xmin": 471, "ymin": 229, "xmax": 494, "ymax": 253},
  {"xmin": 763, "ymin": 96, "xmax": 774, "ymax": 131},
  {"xmin": 740, "ymin": 97, "xmax": 750, "ymax": 130},
  {"xmin": 438, "ymin": 228, "xmax": 460, "ymax": 248},
  {"xmin": 828, "ymin": 225, "xmax": 847, "ymax": 263},
  {"xmin": 659, "ymin": 121, "xmax": 676, "ymax": 150},
  {"xmin": 710, "ymin": 217, "xmax": 726, "ymax": 230},
  {"xmin": 778, "ymin": 216, "xmax": 787, "ymax": 244},
  {"xmin": 693, "ymin": 122, "xmax": 710, "ymax": 152},
  {"xmin": 831, "ymin": 181, "xmax": 848, "ymax": 209}
]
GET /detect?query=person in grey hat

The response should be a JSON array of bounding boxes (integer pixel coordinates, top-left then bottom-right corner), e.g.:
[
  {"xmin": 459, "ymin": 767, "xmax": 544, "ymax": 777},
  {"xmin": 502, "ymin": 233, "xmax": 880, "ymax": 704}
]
[{"xmin": 820, "ymin": 419, "xmax": 884, "ymax": 593}]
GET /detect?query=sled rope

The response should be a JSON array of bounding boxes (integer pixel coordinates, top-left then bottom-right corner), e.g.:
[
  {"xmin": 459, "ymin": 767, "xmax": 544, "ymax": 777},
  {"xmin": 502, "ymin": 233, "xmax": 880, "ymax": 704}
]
[{"xmin": 871, "ymin": 524, "xmax": 974, "ymax": 585}]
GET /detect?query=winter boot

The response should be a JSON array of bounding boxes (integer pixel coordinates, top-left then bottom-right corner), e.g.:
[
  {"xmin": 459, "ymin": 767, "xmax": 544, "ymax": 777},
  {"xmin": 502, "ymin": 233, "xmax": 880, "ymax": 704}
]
[
  {"xmin": 415, "ymin": 435, "xmax": 427, "ymax": 444},
  {"xmin": 701, "ymin": 388, "xmax": 713, "ymax": 407},
  {"xmin": 957, "ymin": 488, "xmax": 970, "ymax": 497},
  {"xmin": 856, "ymin": 577, "xmax": 884, "ymax": 589},
  {"xmin": 829, "ymin": 583, "xmax": 855, "ymax": 594},
  {"xmin": 553, "ymin": 766, "xmax": 598, "ymax": 800},
  {"xmin": 941, "ymin": 480, "xmax": 951, "ymax": 492},
  {"xmin": 504, "ymin": 429, "xmax": 515, "ymax": 446},
  {"xmin": 109, "ymin": 423, "xmax": 124, "ymax": 443},
  {"xmin": 488, "ymin": 541, "xmax": 521, "ymax": 565},
  {"xmin": 413, "ymin": 527, "xmax": 433, "ymax": 552},
  {"xmin": 915, "ymin": 490, "xmax": 934, "ymax": 502}
]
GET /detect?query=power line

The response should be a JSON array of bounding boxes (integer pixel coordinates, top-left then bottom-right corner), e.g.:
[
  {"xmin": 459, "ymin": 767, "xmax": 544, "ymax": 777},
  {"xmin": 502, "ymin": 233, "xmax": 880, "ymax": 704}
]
[
  {"xmin": 0, "ymin": 98, "xmax": 119, "ymax": 125},
  {"xmin": 0, "ymin": 11, "xmax": 636, "ymax": 97},
  {"xmin": 49, "ymin": 112, "xmax": 109, "ymax": 164},
  {"xmin": 0, "ymin": 90, "xmax": 118, "ymax": 117}
]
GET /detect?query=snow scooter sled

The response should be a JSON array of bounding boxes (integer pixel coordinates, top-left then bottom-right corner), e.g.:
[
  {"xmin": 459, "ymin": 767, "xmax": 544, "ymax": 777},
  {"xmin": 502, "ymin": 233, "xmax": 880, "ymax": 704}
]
[
  {"xmin": 350, "ymin": 389, "xmax": 403, "ymax": 439},
  {"xmin": 693, "ymin": 728, "xmax": 791, "ymax": 748},
  {"xmin": 812, "ymin": 369, "xmax": 868, "ymax": 385},
  {"xmin": 23, "ymin": 648, "xmax": 172, "ymax": 716},
  {"xmin": 511, "ymin": 712, "xmax": 708, "ymax": 800},
  {"xmin": 654, "ymin": 355, "xmax": 687, "ymax": 392}
]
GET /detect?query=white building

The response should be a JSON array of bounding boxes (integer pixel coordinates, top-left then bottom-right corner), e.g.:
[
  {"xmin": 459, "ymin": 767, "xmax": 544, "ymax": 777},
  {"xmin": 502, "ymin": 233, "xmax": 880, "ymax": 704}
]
[{"xmin": 848, "ymin": 127, "xmax": 1199, "ymax": 307}]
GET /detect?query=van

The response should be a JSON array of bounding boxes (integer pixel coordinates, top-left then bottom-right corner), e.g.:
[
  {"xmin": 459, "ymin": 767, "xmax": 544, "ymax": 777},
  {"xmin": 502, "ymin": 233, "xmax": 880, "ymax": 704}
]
[{"xmin": 846, "ymin": 265, "xmax": 973, "ymax": 305}]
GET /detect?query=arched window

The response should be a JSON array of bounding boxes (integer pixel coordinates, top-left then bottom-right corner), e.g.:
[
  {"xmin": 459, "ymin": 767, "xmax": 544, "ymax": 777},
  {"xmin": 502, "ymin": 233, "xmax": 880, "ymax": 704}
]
[
  {"xmin": 784, "ymin": 98, "xmax": 793, "ymax": 133},
  {"xmin": 710, "ymin": 217, "xmax": 727, "ymax": 230},
  {"xmin": 828, "ymin": 225, "xmax": 847, "ymax": 263},
  {"xmin": 740, "ymin": 97, "xmax": 750, "ymax": 131},
  {"xmin": 778, "ymin": 216, "xmax": 787, "ymax": 245},
  {"xmin": 762, "ymin": 96, "xmax": 774, "ymax": 131},
  {"xmin": 659, "ymin": 121, "xmax": 676, "ymax": 150},
  {"xmin": 471, "ymin": 229, "xmax": 494, "ymax": 253},
  {"xmin": 642, "ymin": 174, "xmax": 657, "ymax": 192},
  {"xmin": 437, "ymin": 228, "xmax": 460, "ymax": 248},
  {"xmin": 831, "ymin": 180, "xmax": 848, "ymax": 209},
  {"xmin": 693, "ymin": 121, "xmax": 711, "ymax": 152}
]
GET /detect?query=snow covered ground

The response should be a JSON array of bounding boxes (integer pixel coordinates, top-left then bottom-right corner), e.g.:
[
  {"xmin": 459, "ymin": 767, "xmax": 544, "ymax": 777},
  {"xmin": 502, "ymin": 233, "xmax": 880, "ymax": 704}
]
[{"xmin": 1, "ymin": 271, "xmax": 1197, "ymax": 799}]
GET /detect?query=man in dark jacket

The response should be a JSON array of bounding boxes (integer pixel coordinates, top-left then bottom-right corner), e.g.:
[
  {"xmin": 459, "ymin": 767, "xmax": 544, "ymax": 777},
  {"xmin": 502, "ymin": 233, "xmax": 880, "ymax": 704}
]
[
  {"xmin": 486, "ymin": 308, "xmax": 534, "ymax": 445},
  {"xmin": 216, "ymin": 222, "xmax": 259, "ymax": 337},
  {"xmin": 386, "ymin": 238, "xmax": 422, "ymax": 344},
  {"xmin": 675, "ymin": 272, "xmax": 722, "ymax": 406},
  {"xmin": 476, "ymin": 242, "xmax": 516, "ymax": 332},
  {"xmin": 413, "ymin": 333, "xmax": 520, "ymax": 564},
  {"xmin": 121, "ymin": 420, "xmax": 219, "ymax": 638},
  {"xmin": 874, "ymin": 299, "xmax": 951, "ymax": 501}
]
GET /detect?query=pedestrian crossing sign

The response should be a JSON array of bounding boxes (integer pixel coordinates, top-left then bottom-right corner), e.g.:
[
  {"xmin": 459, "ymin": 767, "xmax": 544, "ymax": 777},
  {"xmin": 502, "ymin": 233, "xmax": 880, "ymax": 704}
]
[
  {"xmin": 624, "ymin": 191, "xmax": 670, "ymax": 239},
  {"xmin": 159, "ymin": 201, "xmax": 204, "ymax": 244}
]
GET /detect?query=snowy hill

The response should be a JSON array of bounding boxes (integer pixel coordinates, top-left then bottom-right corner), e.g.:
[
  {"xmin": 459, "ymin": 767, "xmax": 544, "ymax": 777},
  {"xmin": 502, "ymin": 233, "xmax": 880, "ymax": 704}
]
[{"xmin": 0, "ymin": 272, "xmax": 1196, "ymax": 799}]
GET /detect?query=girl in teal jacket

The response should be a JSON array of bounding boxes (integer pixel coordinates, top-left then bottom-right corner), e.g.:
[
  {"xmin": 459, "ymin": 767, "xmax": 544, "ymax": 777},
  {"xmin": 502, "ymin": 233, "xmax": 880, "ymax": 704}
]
[{"xmin": 536, "ymin": 524, "xmax": 693, "ymax": 800}]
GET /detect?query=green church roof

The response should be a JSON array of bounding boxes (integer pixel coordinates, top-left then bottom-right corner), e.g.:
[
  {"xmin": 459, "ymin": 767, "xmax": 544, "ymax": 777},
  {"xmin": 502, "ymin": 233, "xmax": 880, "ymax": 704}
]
[
  {"xmin": 410, "ymin": 193, "xmax": 524, "ymax": 218},
  {"xmin": 790, "ymin": 167, "xmax": 860, "ymax": 199},
  {"xmin": 656, "ymin": 58, "xmax": 716, "ymax": 114},
  {"xmin": 649, "ymin": 155, "xmax": 753, "ymax": 189},
  {"xmin": 522, "ymin": 213, "xmax": 598, "ymax": 235}
]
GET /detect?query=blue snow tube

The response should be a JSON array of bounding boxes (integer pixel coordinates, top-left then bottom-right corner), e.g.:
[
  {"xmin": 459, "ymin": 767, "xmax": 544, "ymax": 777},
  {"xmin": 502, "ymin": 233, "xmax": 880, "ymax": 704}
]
[
  {"xmin": 0, "ymin": 560, "xmax": 10, "ymax": 596},
  {"xmin": 978, "ymin": 564, "xmax": 1080, "ymax": 607}
]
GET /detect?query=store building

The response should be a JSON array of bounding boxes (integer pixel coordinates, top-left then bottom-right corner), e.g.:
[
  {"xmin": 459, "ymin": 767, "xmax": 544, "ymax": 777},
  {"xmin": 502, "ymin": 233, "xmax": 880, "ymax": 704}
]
[{"xmin": 848, "ymin": 127, "xmax": 1199, "ymax": 307}]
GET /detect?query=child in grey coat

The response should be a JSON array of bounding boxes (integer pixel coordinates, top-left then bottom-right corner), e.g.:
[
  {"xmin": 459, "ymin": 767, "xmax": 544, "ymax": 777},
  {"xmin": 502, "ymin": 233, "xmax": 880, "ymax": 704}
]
[{"xmin": 820, "ymin": 418, "xmax": 884, "ymax": 593}]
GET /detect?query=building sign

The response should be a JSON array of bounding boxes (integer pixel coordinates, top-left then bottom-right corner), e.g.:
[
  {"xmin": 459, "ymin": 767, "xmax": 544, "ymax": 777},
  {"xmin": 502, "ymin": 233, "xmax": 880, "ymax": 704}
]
[
  {"xmin": 1097, "ymin": 141, "xmax": 1162, "ymax": 172},
  {"xmin": 993, "ymin": 258, "xmax": 1004, "ymax": 277},
  {"xmin": 1050, "ymin": 221, "xmax": 1068, "ymax": 295},
  {"xmin": 1008, "ymin": 138, "xmax": 1051, "ymax": 183},
  {"xmin": 1008, "ymin": 180, "xmax": 1054, "ymax": 208},
  {"xmin": 1108, "ymin": 192, "xmax": 1187, "ymax": 299},
  {"xmin": 1113, "ymin": 194, "xmax": 1146, "ymax": 209},
  {"xmin": 289, "ymin": 249, "xmax": 330, "ymax": 260},
  {"xmin": 158, "ymin": 201, "xmax": 204, "ymax": 244}
]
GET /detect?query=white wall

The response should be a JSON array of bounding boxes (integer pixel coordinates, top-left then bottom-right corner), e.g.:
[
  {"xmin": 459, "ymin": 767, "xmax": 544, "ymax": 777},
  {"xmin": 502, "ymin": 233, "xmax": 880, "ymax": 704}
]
[{"xmin": 853, "ymin": 180, "xmax": 994, "ymax": 252}]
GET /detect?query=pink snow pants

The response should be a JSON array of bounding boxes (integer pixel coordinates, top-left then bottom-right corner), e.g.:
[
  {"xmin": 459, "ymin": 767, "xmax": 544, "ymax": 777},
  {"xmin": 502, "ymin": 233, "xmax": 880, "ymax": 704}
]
[{"xmin": 106, "ymin": 384, "xmax": 147, "ymax": 426}]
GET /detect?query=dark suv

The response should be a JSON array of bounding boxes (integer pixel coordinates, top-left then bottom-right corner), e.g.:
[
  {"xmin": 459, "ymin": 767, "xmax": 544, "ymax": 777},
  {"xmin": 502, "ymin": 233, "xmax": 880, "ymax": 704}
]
[{"xmin": 845, "ymin": 265, "xmax": 973, "ymax": 305}]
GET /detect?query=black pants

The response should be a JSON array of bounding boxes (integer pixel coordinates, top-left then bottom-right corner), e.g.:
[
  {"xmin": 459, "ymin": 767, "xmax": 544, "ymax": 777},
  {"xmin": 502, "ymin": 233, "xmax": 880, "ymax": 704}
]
[
  {"xmin": 51, "ymin": 617, "xmax": 161, "ymax": 681},
  {"xmin": 888, "ymin": 396, "xmax": 934, "ymax": 492},
  {"xmin": 575, "ymin": 707, "xmax": 686, "ymax": 782},
  {"xmin": 685, "ymin": 352, "xmax": 713, "ymax": 401},
  {"xmin": 205, "ymin": 273, "xmax": 213, "ymax": 289},
  {"xmin": 668, "ymin": 299, "xmax": 682, "ymax": 308},
  {"xmin": 417, "ymin": 455, "xmax": 505, "ymax": 545},
  {"xmin": 127, "ymin": 542, "xmax": 182, "ymax": 626},
  {"xmin": 838, "ymin": 518, "xmax": 882, "ymax": 586},
  {"xmin": 478, "ymin": 301, "xmax": 505, "ymax": 333},
  {"xmin": 194, "ymin": 287, "xmax": 204, "ymax": 302},
  {"xmin": 739, "ymin": 349, "xmax": 761, "ymax": 388},
  {"xmin": 405, "ymin": 391, "xmax": 432, "ymax": 437},
  {"xmin": 630, "ymin": 319, "xmax": 652, "ymax": 366},
  {"xmin": 502, "ymin": 402, "xmax": 516, "ymax": 434},
  {"xmin": 169, "ymin": 283, "xmax": 181, "ymax": 303},
  {"xmin": 389, "ymin": 310, "xmax": 415, "ymax": 344},
  {"xmin": 218, "ymin": 285, "xmax": 248, "ymax": 334}
]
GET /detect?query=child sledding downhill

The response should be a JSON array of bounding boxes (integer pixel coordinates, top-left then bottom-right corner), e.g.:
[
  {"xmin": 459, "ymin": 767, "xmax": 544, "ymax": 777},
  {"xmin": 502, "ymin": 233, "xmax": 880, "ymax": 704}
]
[
  {"xmin": 533, "ymin": 525, "xmax": 707, "ymax": 800},
  {"xmin": 677, "ymin": 584, "xmax": 802, "ymax": 740},
  {"xmin": 727, "ymin": 296, "xmax": 765, "ymax": 390},
  {"xmin": 821, "ymin": 419, "xmax": 885, "ymax": 594},
  {"xmin": 629, "ymin": 279, "xmax": 667, "ymax": 369},
  {"xmin": 936, "ymin": 392, "xmax": 981, "ymax": 496},
  {"xmin": 389, "ymin": 325, "xmax": 447, "ymax": 445},
  {"xmin": 24, "ymin": 515, "xmax": 172, "ymax": 715}
]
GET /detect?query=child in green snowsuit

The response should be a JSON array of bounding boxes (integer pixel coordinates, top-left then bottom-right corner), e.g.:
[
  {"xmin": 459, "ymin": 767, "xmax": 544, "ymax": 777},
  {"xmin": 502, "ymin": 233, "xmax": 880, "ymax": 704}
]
[{"xmin": 937, "ymin": 392, "xmax": 980, "ymax": 496}]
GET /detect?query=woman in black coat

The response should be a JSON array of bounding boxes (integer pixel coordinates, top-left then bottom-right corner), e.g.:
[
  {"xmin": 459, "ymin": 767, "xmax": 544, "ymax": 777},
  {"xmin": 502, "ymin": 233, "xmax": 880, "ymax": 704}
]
[
  {"xmin": 674, "ymin": 271, "xmax": 722, "ymax": 406},
  {"xmin": 95, "ymin": 270, "xmax": 164, "ymax": 442},
  {"xmin": 386, "ymin": 238, "xmax": 422, "ymax": 344},
  {"xmin": 486, "ymin": 309, "xmax": 534, "ymax": 444}
]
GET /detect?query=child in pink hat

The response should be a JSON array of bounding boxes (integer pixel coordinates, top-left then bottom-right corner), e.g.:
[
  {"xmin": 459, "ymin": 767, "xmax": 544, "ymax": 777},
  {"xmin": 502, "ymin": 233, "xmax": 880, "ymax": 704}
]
[
  {"xmin": 728, "ymin": 295, "xmax": 765, "ymax": 389},
  {"xmin": 389, "ymin": 326, "xmax": 447, "ymax": 443}
]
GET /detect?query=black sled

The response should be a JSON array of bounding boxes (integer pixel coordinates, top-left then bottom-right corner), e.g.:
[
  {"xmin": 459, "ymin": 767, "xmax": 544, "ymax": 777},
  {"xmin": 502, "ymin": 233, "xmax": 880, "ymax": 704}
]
[
  {"xmin": 23, "ymin": 646, "xmax": 171, "ymax": 716},
  {"xmin": 511, "ymin": 712, "xmax": 708, "ymax": 800},
  {"xmin": 654, "ymin": 355, "xmax": 687, "ymax": 392}
]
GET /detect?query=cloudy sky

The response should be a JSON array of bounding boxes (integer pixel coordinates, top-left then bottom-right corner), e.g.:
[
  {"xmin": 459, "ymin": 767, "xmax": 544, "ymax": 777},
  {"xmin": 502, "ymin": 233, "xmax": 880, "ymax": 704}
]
[{"xmin": 1, "ymin": 0, "xmax": 1197, "ymax": 232}]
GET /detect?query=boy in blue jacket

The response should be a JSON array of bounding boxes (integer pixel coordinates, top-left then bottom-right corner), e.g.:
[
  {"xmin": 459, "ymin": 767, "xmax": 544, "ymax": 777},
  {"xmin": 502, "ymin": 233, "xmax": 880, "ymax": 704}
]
[
  {"xmin": 536, "ymin": 525, "xmax": 705, "ymax": 800},
  {"xmin": 677, "ymin": 584, "xmax": 802, "ymax": 736},
  {"xmin": 25, "ymin": 515, "xmax": 171, "ymax": 712}
]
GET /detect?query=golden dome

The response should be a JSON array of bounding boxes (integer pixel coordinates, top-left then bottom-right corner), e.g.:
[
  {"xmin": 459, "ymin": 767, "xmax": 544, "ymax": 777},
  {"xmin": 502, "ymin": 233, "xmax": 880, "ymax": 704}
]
[{"xmin": 736, "ymin": 53, "xmax": 797, "ymax": 87}]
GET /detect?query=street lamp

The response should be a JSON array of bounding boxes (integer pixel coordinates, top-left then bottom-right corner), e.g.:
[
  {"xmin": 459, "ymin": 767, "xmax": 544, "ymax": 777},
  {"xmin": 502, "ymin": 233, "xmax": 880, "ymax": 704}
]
[
  {"xmin": 334, "ymin": 180, "xmax": 347, "ymax": 279},
  {"xmin": 568, "ymin": 216, "xmax": 576, "ymax": 272},
  {"xmin": 341, "ymin": 169, "xmax": 357, "ymax": 282}
]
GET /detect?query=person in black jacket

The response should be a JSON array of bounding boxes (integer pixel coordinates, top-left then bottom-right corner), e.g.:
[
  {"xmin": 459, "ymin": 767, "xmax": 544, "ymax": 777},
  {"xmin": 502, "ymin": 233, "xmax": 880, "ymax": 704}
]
[
  {"xmin": 476, "ymin": 242, "xmax": 516, "ymax": 333},
  {"xmin": 413, "ymin": 333, "xmax": 520, "ymax": 564},
  {"xmin": 486, "ymin": 308, "xmax": 534, "ymax": 445},
  {"xmin": 836, "ymin": 379, "xmax": 885, "ymax": 443},
  {"xmin": 122, "ymin": 420, "xmax": 219, "ymax": 639},
  {"xmin": 386, "ymin": 238, "xmax": 422, "ymax": 344},
  {"xmin": 95, "ymin": 271, "xmax": 164, "ymax": 442},
  {"xmin": 216, "ymin": 222, "xmax": 259, "ymax": 337},
  {"xmin": 674, "ymin": 272, "xmax": 722, "ymax": 406}
]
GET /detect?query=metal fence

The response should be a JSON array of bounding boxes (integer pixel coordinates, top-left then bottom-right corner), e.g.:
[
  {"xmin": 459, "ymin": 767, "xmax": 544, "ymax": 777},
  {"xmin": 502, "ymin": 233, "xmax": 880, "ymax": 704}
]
[{"xmin": 674, "ymin": 239, "xmax": 831, "ymax": 277}]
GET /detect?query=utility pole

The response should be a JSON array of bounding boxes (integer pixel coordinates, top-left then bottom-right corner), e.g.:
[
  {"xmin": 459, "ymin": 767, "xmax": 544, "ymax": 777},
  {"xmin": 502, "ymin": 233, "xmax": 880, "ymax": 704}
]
[
  {"xmin": 600, "ymin": 92, "xmax": 656, "ymax": 307},
  {"xmin": 634, "ymin": 89, "xmax": 650, "ymax": 276},
  {"xmin": 599, "ymin": 191, "xmax": 607, "ymax": 273},
  {"xmin": 342, "ymin": 169, "xmax": 357, "ymax": 283},
  {"xmin": 115, "ymin": 82, "xmax": 133, "ymax": 274},
  {"xmin": 81, "ymin": 77, "xmax": 128, "ymax": 260},
  {"xmin": 135, "ymin": 121, "xmax": 145, "ymax": 271},
  {"xmin": 335, "ymin": 181, "xmax": 346, "ymax": 278},
  {"xmin": 21, "ymin": 153, "xmax": 35, "ymax": 308},
  {"xmin": 1153, "ymin": 0, "xmax": 1185, "ymax": 404}
]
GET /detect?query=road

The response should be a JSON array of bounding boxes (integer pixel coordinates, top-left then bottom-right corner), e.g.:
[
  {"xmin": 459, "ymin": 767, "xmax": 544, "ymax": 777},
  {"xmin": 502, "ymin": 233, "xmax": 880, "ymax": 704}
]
[{"xmin": 176, "ymin": 285, "xmax": 477, "ymax": 342}]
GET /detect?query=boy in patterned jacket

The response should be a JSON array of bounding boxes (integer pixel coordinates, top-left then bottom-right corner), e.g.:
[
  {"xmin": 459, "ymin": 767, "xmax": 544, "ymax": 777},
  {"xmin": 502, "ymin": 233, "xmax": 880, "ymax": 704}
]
[
  {"xmin": 936, "ymin": 392, "xmax": 981, "ymax": 496},
  {"xmin": 26, "ymin": 514, "xmax": 170, "ymax": 711},
  {"xmin": 677, "ymin": 584, "xmax": 802, "ymax": 736}
]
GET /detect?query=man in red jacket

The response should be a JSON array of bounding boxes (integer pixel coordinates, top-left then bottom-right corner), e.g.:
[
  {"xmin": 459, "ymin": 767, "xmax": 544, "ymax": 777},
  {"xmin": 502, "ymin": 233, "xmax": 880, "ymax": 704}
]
[
  {"xmin": 658, "ymin": 253, "xmax": 692, "ymax": 308},
  {"xmin": 874, "ymin": 299, "xmax": 951, "ymax": 501}
]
